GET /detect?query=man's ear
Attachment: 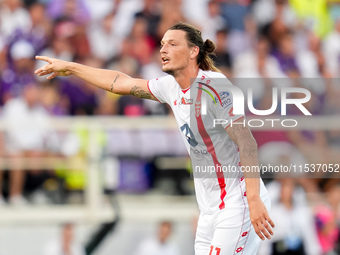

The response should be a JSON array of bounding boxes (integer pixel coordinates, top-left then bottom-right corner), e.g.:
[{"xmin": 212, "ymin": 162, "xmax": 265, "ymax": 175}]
[{"xmin": 190, "ymin": 46, "xmax": 200, "ymax": 60}]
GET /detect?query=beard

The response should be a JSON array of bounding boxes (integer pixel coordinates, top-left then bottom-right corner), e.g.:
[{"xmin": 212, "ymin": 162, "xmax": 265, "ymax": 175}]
[
  {"xmin": 162, "ymin": 65, "xmax": 184, "ymax": 77},
  {"xmin": 163, "ymin": 68, "xmax": 175, "ymax": 76}
]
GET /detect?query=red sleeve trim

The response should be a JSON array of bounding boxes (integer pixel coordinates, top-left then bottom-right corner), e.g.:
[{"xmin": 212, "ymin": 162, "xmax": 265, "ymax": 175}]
[
  {"xmin": 147, "ymin": 80, "xmax": 161, "ymax": 103},
  {"xmin": 225, "ymin": 116, "xmax": 245, "ymax": 129}
]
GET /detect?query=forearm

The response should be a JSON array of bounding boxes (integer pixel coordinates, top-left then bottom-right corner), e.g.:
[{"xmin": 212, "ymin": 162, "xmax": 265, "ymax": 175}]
[
  {"xmin": 226, "ymin": 121, "xmax": 274, "ymax": 239},
  {"xmin": 239, "ymin": 139, "xmax": 261, "ymax": 200},
  {"xmin": 226, "ymin": 122, "xmax": 261, "ymax": 199},
  {"xmin": 68, "ymin": 62, "xmax": 135, "ymax": 95},
  {"xmin": 35, "ymin": 56, "xmax": 156, "ymax": 100}
]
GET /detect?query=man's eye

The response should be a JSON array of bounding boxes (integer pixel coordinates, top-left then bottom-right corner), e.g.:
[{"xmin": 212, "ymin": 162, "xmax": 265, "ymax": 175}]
[{"xmin": 171, "ymin": 44, "xmax": 176, "ymax": 46}]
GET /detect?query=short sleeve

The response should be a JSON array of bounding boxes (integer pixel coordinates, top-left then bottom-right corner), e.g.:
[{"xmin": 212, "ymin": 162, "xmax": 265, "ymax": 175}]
[
  {"xmin": 147, "ymin": 77, "xmax": 169, "ymax": 104},
  {"xmin": 212, "ymin": 83, "xmax": 245, "ymax": 129}
]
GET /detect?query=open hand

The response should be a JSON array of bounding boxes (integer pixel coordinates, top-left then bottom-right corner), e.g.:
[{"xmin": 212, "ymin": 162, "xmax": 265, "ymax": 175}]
[
  {"xmin": 248, "ymin": 196, "xmax": 275, "ymax": 240},
  {"xmin": 35, "ymin": 56, "xmax": 72, "ymax": 79}
]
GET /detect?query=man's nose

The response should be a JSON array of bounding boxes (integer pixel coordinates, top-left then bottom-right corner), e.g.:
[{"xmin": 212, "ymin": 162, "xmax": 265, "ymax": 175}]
[{"xmin": 160, "ymin": 44, "xmax": 167, "ymax": 53}]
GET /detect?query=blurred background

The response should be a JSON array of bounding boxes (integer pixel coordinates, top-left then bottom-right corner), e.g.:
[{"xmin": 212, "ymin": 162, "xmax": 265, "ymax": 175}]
[{"xmin": 0, "ymin": 0, "xmax": 339, "ymax": 254}]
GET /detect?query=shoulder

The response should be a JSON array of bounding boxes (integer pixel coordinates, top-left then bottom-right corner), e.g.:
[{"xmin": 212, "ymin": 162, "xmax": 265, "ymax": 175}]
[
  {"xmin": 200, "ymin": 70, "xmax": 227, "ymax": 80},
  {"xmin": 198, "ymin": 70, "xmax": 234, "ymax": 92},
  {"xmin": 150, "ymin": 74, "xmax": 176, "ymax": 85},
  {"xmin": 149, "ymin": 75, "xmax": 178, "ymax": 91}
]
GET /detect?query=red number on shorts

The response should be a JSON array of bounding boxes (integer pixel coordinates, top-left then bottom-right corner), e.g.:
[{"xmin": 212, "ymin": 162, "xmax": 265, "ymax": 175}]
[
  {"xmin": 209, "ymin": 246, "xmax": 221, "ymax": 255},
  {"xmin": 209, "ymin": 246, "xmax": 214, "ymax": 255},
  {"xmin": 228, "ymin": 107, "xmax": 234, "ymax": 117}
]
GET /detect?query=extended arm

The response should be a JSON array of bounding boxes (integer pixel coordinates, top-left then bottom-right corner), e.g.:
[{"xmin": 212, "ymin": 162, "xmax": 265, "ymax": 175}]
[
  {"xmin": 226, "ymin": 120, "xmax": 275, "ymax": 240},
  {"xmin": 34, "ymin": 56, "xmax": 157, "ymax": 100}
]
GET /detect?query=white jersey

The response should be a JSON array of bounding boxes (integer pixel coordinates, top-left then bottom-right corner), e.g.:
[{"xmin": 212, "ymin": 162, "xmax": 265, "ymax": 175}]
[{"xmin": 148, "ymin": 69, "xmax": 268, "ymax": 214}]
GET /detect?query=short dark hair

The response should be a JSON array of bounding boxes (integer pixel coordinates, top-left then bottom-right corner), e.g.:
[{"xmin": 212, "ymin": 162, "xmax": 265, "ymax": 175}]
[{"xmin": 169, "ymin": 22, "xmax": 220, "ymax": 72}]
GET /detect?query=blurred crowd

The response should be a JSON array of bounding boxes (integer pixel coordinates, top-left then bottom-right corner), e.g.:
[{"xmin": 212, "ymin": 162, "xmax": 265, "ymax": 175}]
[
  {"xmin": 0, "ymin": 0, "xmax": 340, "ymax": 116},
  {"xmin": 0, "ymin": 0, "xmax": 340, "ymax": 254}
]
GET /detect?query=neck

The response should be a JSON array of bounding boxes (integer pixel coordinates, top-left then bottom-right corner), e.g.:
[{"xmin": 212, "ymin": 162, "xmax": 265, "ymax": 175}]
[{"xmin": 173, "ymin": 65, "xmax": 200, "ymax": 90}]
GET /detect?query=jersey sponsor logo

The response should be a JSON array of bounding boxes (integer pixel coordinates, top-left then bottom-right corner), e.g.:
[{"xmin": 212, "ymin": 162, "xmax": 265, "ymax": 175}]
[
  {"xmin": 215, "ymin": 91, "xmax": 232, "ymax": 109},
  {"xmin": 192, "ymin": 148, "xmax": 208, "ymax": 155},
  {"xmin": 180, "ymin": 97, "xmax": 193, "ymax": 105}
]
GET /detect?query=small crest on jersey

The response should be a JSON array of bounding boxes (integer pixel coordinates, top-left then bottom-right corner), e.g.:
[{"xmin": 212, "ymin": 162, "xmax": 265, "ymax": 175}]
[
  {"xmin": 195, "ymin": 100, "xmax": 201, "ymax": 117},
  {"xmin": 180, "ymin": 97, "xmax": 193, "ymax": 105}
]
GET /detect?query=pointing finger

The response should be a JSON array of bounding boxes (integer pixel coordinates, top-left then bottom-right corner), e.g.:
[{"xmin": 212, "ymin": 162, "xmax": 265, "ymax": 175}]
[{"xmin": 35, "ymin": 55, "xmax": 52, "ymax": 64}]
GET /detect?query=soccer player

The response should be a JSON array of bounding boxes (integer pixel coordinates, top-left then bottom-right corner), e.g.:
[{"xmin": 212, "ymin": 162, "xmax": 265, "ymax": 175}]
[{"xmin": 35, "ymin": 22, "xmax": 274, "ymax": 255}]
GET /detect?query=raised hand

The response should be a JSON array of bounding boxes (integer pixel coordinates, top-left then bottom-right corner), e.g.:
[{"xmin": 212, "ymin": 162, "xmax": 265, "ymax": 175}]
[{"xmin": 35, "ymin": 56, "xmax": 72, "ymax": 79}]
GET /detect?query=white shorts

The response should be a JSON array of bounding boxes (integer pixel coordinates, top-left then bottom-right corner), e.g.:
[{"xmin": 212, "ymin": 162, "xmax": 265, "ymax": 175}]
[{"xmin": 195, "ymin": 195, "xmax": 271, "ymax": 255}]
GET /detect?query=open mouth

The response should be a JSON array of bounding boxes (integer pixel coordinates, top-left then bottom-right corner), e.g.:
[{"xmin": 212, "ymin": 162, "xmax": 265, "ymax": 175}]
[{"xmin": 162, "ymin": 57, "xmax": 170, "ymax": 64}]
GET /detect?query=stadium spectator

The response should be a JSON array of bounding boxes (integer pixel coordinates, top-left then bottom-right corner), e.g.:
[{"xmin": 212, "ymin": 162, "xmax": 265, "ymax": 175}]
[
  {"xmin": 296, "ymin": 30, "xmax": 328, "ymax": 78},
  {"xmin": 124, "ymin": 17, "xmax": 156, "ymax": 66},
  {"xmin": 39, "ymin": 81, "xmax": 69, "ymax": 116},
  {"xmin": 314, "ymin": 185, "xmax": 340, "ymax": 254},
  {"xmin": 286, "ymin": 86, "xmax": 338, "ymax": 167},
  {"xmin": 133, "ymin": 221, "xmax": 180, "ymax": 255},
  {"xmin": 0, "ymin": 0, "xmax": 32, "ymax": 40},
  {"xmin": 252, "ymin": 0, "xmax": 296, "ymax": 31},
  {"xmin": 157, "ymin": 0, "xmax": 186, "ymax": 40},
  {"xmin": 210, "ymin": 29, "xmax": 232, "ymax": 76},
  {"xmin": 221, "ymin": 0, "xmax": 251, "ymax": 32},
  {"xmin": 233, "ymin": 38, "xmax": 285, "ymax": 106},
  {"xmin": 26, "ymin": 2, "xmax": 52, "ymax": 53},
  {"xmin": 46, "ymin": 0, "xmax": 90, "ymax": 25},
  {"xmin": 328, "ymin": 0, "xmax": 340, "ymax": 22},
  {"xmin": 87, "ymin": 13, "xmax": 121, "ymax": 63},
  {"xmin": 271, "ymin": 31, "xmax": 300, "ymax": 76},
  {"xmin": 199, "ymin": 0, "xmax": 227, "ymax": 42},
  {"xmin": 322, "ymin": 18, "xmax": 340, "ymax": 77},
  {"xmin": 259, "ymin": 178, "xmax": 321, "ymax": 255},
  {"xmin": 289, "ymin": 0, "xmax": 332, "ymax": 38},
  {"xmin": 0, "ymin": 83, "xmax": 54, "ymax": 205},
  {"xmin": 1, "ymin": 39, "xmax": 36, "ymax": 104},
  {"xmin": 134, "ymin": 0, "xmax": 162, "ymax": 44},
  {"xmin": 233, "ymin": 36, "xmax": 285, "ymax": 79},
  {"xmin": 42, "ymin": 222, "xmax": 85, "ymax": 255}
]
